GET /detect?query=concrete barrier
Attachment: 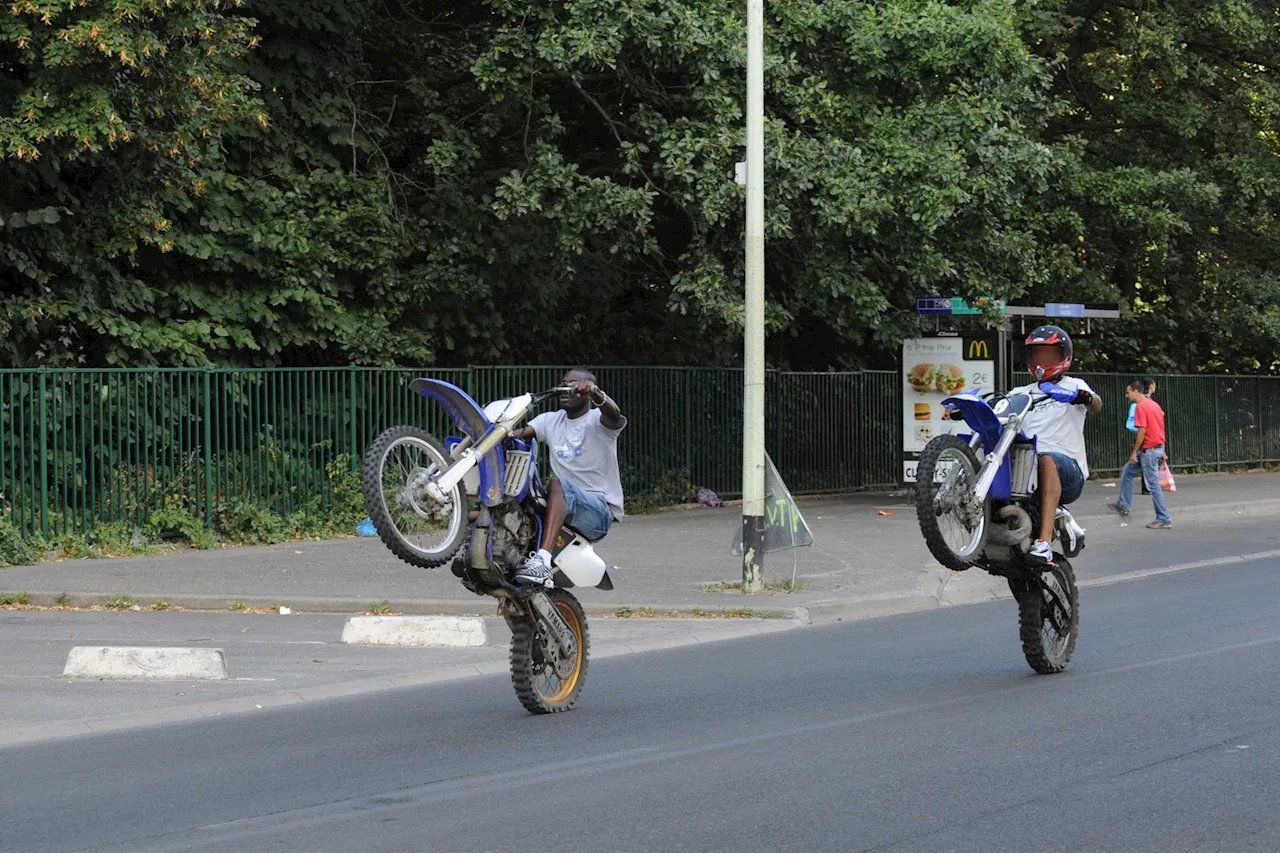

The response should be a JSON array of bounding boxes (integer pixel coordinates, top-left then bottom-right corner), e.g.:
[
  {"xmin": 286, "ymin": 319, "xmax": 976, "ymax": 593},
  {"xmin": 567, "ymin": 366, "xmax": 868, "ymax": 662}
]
[
  {"xmin": 340, "ymin": 615, "xmax": 488, "ymax": 647},
  {"xmin": 63, "ymin": 647, "xmax": 229, "ymax": 681}
]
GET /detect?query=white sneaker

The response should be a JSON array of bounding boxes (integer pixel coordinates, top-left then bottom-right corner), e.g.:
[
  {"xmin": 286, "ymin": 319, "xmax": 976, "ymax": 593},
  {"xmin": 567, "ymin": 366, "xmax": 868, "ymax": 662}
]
[
  {"xmin": 1026, "ymin": 538, "xmax": 1055, "ymax": 567},
  {"xmin": 514, "ymin": 552, "xmax": 553, "ymax": 586}
]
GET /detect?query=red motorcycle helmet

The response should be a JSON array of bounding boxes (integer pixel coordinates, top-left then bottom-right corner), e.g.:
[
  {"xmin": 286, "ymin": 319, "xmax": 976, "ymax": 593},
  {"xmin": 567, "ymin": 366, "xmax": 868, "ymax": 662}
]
[{"xmin": 1025, "ymin": 325, "xmax": 1073, "ymax": 382}]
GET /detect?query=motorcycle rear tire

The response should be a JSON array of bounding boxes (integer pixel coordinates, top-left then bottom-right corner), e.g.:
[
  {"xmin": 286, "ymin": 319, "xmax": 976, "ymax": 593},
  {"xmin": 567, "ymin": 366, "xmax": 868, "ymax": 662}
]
[
  {"xmin": 915, "ymin": 434, "xmax": 989, "ymax": 571},
  {"xmin": 1016, "ymin": 558, "xmax": 1079, "ymax": 674},
  {"xmin": 511, "ymin": 590, "xmax": 589, "ymax": 714}
]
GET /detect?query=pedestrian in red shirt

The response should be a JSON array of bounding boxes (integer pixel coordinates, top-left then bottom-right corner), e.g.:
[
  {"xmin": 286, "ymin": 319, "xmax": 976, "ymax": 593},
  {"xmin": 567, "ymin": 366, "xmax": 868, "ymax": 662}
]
[{"xmin": 1108, "ymin": 380, "xmax": 1172, "ymax": 528}]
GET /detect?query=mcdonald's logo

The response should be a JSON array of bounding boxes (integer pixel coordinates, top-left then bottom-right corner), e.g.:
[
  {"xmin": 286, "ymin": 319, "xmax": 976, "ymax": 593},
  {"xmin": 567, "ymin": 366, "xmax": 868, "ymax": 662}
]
[{"xmin": 968, "ymin": 339, "xmax": 990, "ymax": 359}]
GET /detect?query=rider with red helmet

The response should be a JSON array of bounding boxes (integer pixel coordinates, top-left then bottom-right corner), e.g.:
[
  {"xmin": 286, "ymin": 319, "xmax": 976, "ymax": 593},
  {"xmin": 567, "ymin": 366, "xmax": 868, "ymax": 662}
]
[{"xmin": 1015, "ymin": 325, "xmax": 1103, "ymax": 567}]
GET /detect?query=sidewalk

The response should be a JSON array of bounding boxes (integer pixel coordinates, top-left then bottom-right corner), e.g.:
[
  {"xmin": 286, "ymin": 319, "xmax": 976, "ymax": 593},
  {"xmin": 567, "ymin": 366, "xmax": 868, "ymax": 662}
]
[{"xmin": 2, "ymin": 471, "xmax": 1278, "ymax": 624}]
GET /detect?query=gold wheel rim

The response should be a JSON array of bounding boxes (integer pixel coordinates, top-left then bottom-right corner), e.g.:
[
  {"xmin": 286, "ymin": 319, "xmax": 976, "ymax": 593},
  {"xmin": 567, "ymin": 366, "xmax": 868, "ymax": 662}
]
[{"xmin": 537, "ymin": 602, "xmax": 583, "ymax": 705}]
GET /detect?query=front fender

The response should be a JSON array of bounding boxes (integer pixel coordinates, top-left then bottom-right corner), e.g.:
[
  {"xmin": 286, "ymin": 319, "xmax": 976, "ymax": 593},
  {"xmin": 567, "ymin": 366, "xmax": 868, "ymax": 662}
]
[
  {"xmin": 409, "ymin": 378, "xmax": 506, "ymax": 507},
  {"xmin": 944, "ymin": 393, "xmax": 1003, "ymax": 451}
]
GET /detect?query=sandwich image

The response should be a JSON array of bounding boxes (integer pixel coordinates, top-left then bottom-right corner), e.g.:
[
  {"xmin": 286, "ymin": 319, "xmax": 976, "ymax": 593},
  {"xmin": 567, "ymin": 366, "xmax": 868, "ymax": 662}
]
[
  {"xmin": 935, "ymin": 364, "xmax": 966, "ymax": 394},
  {"xmin": 914, "ymin": 403, "xmax": 931, "ymax": 421},
  {"xmin": 907, "ymin": 363, "xmax": 935, "ymax": 394},
  {"xmin": 914, "ymin": 425, "xmax": 933, "ymax": 444}
]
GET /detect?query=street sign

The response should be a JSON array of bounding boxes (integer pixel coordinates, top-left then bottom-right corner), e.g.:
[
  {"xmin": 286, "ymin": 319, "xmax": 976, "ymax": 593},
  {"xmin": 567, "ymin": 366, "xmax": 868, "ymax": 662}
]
[
  {"xmin": 915, "ymin": 297, "xmax": 1006, "ymax": 316},
  {"xmin": 1045, "ymin": 302, "xmax": 1086, "ymax": 318}
]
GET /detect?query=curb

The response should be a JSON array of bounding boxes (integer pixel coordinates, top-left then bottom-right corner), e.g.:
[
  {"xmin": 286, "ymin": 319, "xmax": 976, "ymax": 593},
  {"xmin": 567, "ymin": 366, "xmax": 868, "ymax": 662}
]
[{"xmin": 3, "ymin": 591, "xmax": 806, "ymax": 621}]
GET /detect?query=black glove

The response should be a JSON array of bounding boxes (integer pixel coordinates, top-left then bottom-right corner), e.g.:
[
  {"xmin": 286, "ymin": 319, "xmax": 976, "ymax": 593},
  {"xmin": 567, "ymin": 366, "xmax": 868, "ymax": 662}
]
[{"xmin": 1071, "ymin": 389, "xmax": 1094, "ymax": 407}]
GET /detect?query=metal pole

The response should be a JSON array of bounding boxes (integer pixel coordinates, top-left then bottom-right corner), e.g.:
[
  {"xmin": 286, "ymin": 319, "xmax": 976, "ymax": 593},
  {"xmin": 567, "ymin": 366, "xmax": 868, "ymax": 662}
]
[{"xmin": 741, "ymin": 0, "xmax": 766, "ymax": 594}]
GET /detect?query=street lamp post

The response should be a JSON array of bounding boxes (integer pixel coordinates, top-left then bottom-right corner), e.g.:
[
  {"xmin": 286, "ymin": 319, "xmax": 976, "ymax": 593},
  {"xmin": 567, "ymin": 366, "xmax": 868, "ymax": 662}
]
[{"xmin": 741, "ymin": 0, "xmax": 765, "ymax": 594}]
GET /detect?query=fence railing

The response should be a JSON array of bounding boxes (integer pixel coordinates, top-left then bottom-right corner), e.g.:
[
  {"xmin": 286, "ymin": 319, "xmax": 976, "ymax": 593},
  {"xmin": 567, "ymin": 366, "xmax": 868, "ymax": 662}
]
[{"xmin": 1, "ymin": 367, "xmax": 1276, "ymax": 537}]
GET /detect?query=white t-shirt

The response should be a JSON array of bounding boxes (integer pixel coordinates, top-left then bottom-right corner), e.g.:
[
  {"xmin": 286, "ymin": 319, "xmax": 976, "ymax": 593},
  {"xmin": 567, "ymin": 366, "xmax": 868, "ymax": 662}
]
[
  {"xmin": 528, "ymin": 408, "xmax": 628, "ymax": 518},
  {"xmin": 1013, "ymin": 376, "xmax": 1095, "ymax": 478}
]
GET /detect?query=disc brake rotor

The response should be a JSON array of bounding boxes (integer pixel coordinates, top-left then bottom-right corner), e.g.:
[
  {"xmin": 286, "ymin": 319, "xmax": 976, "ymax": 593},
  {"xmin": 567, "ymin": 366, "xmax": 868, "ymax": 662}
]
[{"xmin": 398, "ymin": 465, "xmax": 449, "ymax": 521}]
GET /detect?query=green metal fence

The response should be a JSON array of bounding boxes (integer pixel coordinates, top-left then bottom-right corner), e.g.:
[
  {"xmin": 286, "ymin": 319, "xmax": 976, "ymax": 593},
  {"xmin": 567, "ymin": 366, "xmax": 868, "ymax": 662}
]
[
  {"xmin": 1076, "ymin": 373, "xmax": 1280, "ymax": 476},
  {"xmin": 0, "ymin": 367, "xmax": 1276, "ymax": 538}
]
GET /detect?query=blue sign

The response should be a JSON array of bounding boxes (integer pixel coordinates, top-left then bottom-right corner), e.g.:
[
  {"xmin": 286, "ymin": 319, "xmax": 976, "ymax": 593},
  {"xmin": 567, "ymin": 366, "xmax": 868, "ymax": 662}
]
[
  {"xmin": 1045, "ymin": 302, "xmax": 1085, "ymax": 318},
  {"xmin": 915, "ymin": 297, "xmax": 954, "ymax": 315}
]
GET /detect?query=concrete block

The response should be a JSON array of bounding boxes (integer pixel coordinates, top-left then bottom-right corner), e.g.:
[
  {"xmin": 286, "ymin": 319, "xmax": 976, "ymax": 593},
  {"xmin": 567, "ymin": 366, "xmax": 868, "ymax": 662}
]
[
  {"xmin": 63, "ymin": 647, "xmax": 229, "ymax": 681},
  {"xmin": 340, "ymin": 615, "xmax": 487, "ymax": 647}
]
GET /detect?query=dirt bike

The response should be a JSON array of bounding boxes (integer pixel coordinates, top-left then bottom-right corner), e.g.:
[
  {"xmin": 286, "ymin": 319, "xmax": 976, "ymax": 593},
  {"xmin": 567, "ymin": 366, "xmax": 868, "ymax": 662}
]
[
  {"xmin": 362, "ymin": 379, "xmax": 616, "ymax": 713},
  {"xmin": 914, "ymin": 386, "xmax": 1083, "ymax": 674}
]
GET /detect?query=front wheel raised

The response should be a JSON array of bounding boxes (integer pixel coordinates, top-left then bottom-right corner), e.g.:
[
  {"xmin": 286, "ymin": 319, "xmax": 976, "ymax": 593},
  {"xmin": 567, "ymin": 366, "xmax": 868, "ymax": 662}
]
[
  {"xmin": 362, "ymin": 425, "xmax": 469, "ymax": 569},
  {"xmin": 915, "ymin": 434, "xmax": 989, "ymax": 570},
  {"xmin": 511, "ymin": 590, "xmax": 589, "ymax": 714},
  {"xmin": 1017, "ymin": 558, "xmax": 1079, "ymax": 674}
]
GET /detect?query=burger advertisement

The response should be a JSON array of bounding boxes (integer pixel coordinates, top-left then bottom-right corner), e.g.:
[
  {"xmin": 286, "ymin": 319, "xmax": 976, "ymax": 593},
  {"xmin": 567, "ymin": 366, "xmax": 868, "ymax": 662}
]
[{"xmin": 902, "ymin": 335, "xmax": 996, "ymax": 483}]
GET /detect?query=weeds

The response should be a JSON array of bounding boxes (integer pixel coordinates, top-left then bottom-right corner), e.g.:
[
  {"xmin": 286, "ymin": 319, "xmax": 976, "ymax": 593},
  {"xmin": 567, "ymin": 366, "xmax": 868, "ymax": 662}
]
[
  {"xmin": 767, "ymin": 575, "xmax": 806, "ymax": 594},
  {"xmin": 0, "ymin": 521, "xmax": 40, "ymax": 566},
  {"xmin": 613, "ymin": 606, "xmax": 658, "ymax": 618},
  {"xmin": 104, "ymin": 595, "xmax": 135, "ymax": 610},
  {"xmin": 368, "ymin": 600, "xmax": 392, "ymax": 615},
  {"xmin": 0, "ymin": 591, "xmax": 30, "ymax": 606}
]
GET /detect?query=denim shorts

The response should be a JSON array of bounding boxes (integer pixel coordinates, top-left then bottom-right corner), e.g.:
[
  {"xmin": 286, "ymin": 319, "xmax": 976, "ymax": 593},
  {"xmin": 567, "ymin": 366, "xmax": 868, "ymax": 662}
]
[
  {"xmin": 560, "ymin": 478, "xmax": 613, "ymax": 542},
  {"xmin": 1042, "ymin": 452, "xmax": 1084, "ymax": 505}
]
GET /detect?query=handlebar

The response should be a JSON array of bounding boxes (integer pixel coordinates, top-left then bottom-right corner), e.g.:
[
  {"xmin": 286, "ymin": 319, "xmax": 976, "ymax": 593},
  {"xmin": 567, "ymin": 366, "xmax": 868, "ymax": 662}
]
[{"xmin": 531, "ymin": 385, "xmax": 582, "ymax": 405}]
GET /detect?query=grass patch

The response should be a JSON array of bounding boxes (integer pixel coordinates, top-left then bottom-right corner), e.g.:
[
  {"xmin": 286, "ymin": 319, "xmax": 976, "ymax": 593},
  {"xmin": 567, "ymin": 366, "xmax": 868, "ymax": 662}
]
[
  {"xmin": 55, "ymin": 592, "xmax": 70, "ymax": 607},
  {"xmin": 229, "ymin": 600, "xmax": 248, "ymax": 612},
  {"xmin": 150, "ymin": 599, "xmax": 177, "ymax": 611},
  {"xmin": 693, "ymin": 608, "xmax": 766, "ymax": 619},
  {"xmin": 766, "ymin": 575, "xmax": 805, "ymax": 594},
  {"xmin": 0, "ymin": 591, "xmax": 30, "ymax": 607},
  {"xmin": 368, "ymin": 599, "xmax": 392, "ymax": 615},
  {"xmin": 613, "ymin": 606, "xmax": 658, "ymax": 618},
  {"xmin": 104, "ymin": 595, "xmax": 135, "ymax": 610}
]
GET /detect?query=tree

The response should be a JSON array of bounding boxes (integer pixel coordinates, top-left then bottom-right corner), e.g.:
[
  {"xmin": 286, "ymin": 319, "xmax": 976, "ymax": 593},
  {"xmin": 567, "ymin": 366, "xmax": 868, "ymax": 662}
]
[{"xmin": 1024, "ymin": 0, "xmax": 1280, "ymax": 373}]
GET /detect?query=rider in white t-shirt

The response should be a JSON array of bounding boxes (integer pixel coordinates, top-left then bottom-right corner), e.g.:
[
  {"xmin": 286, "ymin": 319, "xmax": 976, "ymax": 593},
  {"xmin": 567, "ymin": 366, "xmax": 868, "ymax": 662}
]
[
  {"xmin": 1014, "ymin": 325, "xmax": 1103, "ymax": 567},
  {"xmin": 507, "ymin": 367, "xmax": 626, "ymax": 586}
]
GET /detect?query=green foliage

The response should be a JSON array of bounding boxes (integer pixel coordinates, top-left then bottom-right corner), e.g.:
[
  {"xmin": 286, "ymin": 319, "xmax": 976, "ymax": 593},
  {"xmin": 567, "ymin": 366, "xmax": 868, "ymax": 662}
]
[
  {"xmin": 0, "ymin": 521, "xmax": 40, "ymax": 566},
  {"xmin": 624, "ymin": 467, "xmax": 697, "ymax": 514},
  {"xmin": 149, "ymin": 507, "xmax": 218, "ymax": 550},
  {"xmin": 215, "ymin": 499, "xmax": 290, "ymax": 544},
  {"xmin": 0, "ymin": 591, "xmax": 29, "ymax": 606},
  {"xmin": 2, "ymin": 0, "xmax": 1280, "ymax": 373},
  {"xmin": 1022, "ymin": 0, "xmax": 1280, "ymax": 373},
  {"xmin": 49, "ymin": 523, "xmax": 156, "ymax": 559}
]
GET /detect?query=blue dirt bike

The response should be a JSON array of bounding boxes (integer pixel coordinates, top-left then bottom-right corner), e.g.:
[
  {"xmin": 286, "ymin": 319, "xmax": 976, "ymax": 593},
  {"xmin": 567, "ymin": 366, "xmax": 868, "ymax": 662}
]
[
  {"xmin": 914, "ymin": 384, "xmax": 1084, "ymax": 673},
  {"xmin": 362, "ymin": 379, "xmax": 616, "ymax": 713}
]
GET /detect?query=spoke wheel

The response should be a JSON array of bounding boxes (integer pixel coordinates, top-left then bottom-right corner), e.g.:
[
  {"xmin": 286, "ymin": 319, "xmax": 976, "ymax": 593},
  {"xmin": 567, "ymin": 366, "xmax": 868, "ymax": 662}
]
[
  {"xmin": 361, "ymin": 426, "xmax": 469, "ymax": 568},
  {"xmin": 916, "ymin": 434, "xmax": 989, "ymax": 570},
  {"xmin": 1017, "ymin": 558, "xmax": 1079, "ymax": 674},
  {"xmin": 510, "ymin": 590, "xmax": 589, "ymax": 714}
]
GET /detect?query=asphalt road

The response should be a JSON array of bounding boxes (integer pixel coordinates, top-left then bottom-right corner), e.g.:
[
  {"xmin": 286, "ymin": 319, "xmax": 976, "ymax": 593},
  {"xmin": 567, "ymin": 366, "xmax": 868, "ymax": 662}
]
[{"xmin": 3, "ymin": 551, "xmax": 1279, "ymax": 853}]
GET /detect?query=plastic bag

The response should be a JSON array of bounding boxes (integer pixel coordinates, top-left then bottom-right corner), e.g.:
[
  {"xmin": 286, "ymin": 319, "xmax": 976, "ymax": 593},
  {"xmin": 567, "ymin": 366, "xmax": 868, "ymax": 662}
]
[
  {"xmin": 1158, "ymin": 458, "xmax": 1176, "ymax": 492},
  {"xmin": 696, "ymin": 487, "xmax": 724, "ymax": 508},
  {"xmin": 1125, "ymin": 402, "xmax": 1137, "ymax": 433}
]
